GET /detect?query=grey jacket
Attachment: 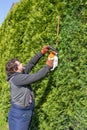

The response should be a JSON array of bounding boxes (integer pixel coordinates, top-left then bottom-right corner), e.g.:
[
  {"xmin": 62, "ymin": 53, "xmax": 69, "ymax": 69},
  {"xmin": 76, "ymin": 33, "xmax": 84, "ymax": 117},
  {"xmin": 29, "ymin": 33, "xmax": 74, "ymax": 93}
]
[{"xmin": 7, "ymin": 52, "xmax": 50, "ymax": 107}]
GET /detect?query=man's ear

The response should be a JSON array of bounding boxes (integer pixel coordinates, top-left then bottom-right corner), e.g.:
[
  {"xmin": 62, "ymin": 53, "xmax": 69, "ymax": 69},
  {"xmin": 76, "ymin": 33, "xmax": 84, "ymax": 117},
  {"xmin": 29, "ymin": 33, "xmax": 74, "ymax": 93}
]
[{"xmin": 14, "ymin": 63, "xmax": 18, "ymax": 72}]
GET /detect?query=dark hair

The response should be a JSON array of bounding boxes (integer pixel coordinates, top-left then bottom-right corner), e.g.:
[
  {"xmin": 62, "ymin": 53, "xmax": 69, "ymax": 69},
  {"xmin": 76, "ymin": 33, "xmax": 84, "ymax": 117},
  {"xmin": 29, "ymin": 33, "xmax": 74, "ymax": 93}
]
[{"xmin": 6, "ymin": 58, "xmax": 20, "ymax": 76}]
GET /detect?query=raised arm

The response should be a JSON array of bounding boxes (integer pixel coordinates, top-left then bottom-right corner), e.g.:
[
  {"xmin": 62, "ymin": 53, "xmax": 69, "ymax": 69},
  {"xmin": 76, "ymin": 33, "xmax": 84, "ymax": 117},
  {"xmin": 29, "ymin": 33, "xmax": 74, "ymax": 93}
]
[
  {"xmin": 24, "ymin": 46, "xmax": 50, "ymax": 74},
  {"xmin": 24, "ymin": 52, "xmax": 43, "ymax": 74}
]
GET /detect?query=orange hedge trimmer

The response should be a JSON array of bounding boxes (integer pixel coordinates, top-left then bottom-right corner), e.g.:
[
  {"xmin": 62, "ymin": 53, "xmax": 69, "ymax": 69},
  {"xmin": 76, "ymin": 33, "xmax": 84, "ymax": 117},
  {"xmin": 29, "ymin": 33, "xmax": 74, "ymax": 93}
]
[{"xmin": 47, "ymin": 45, "xmax": 58, "ymax": 71}]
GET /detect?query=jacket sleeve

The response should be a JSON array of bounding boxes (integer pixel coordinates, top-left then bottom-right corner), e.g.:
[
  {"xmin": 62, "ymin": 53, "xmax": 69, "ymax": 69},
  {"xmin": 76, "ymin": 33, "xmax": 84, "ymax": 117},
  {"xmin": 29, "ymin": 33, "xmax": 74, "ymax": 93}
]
[
  {"xmin": 24, "ymin": 52, "xmax": 43, "ymax": 74},
  {"xmin": 12, "ymin": 65, "xmax": 51, "ymax": 86}
]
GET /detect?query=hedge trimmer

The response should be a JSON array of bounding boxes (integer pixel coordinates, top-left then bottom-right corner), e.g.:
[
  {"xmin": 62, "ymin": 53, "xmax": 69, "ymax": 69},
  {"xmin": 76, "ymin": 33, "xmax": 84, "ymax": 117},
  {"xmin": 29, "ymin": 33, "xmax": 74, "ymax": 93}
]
[{"xmin": 47, "ymin": 45, "xmax": 58, "ymax": 71}]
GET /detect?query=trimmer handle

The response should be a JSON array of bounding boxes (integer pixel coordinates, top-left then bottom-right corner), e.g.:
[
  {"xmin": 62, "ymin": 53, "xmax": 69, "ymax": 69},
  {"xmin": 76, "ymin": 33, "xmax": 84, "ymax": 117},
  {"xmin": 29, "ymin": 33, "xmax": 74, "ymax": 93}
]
[{"xmin": 48, "ymin": 45, "xmax": 58, "ymax": 53}]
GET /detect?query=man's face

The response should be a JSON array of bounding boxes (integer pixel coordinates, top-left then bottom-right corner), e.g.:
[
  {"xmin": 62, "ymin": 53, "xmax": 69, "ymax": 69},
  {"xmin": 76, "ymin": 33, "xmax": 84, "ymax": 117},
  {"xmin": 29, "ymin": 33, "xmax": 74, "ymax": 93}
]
[{"xmin": 15, "ymin": 61, "xmax": 24, "ymax": 72}]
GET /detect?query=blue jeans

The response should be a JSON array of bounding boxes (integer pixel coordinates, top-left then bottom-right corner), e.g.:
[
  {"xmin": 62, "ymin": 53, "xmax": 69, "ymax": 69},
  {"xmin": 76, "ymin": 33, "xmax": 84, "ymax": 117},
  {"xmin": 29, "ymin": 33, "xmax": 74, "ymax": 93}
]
[{"xmin": 8, "ymin": 103, "xmax": 34, "ymax": 130}]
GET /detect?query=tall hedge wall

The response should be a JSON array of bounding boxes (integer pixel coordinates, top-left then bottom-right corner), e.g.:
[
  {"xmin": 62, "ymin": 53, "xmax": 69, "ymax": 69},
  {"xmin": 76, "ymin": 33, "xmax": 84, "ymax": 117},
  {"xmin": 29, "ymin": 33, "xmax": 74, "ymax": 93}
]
[{"xmin": 0, "ymin": 0, "xmax": 87, "ymax": 129}]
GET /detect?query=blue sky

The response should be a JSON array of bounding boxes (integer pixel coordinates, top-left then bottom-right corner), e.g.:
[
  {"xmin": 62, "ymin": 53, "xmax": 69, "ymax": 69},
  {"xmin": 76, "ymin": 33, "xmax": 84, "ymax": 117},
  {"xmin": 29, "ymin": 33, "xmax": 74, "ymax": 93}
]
[{"xmin": 0, "ymin": 0, "xmax": 20, "ymax": 25}]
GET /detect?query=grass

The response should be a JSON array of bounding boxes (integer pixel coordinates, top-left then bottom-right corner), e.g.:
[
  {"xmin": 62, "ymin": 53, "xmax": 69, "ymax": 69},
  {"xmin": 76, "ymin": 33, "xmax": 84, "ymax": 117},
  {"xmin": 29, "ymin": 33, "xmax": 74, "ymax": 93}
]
[{"xmin": 0, "ymin": 124, "xmax": 8, "ymax": 130}]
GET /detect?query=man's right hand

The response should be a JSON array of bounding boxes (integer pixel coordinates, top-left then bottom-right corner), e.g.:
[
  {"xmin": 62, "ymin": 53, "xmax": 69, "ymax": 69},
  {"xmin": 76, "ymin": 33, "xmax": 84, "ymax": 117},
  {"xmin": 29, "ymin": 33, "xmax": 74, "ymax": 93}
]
[{"xmin": 46, "ymin": 59, "xmax": 53, "ymax": 68}]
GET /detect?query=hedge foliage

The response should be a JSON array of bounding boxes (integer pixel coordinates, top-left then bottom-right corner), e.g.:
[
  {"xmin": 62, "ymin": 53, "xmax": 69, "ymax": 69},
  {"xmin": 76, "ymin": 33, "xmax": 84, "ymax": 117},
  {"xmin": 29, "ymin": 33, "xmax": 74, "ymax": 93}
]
[{"xmin": 0, "ymin": 0, "xmax": 87, "ymax": 129}]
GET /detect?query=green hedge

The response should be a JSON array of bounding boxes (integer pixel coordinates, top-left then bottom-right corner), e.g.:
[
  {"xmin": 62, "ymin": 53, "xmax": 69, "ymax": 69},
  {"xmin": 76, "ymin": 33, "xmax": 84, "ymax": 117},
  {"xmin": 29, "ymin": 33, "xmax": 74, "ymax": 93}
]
[{"xmin": 0, "ymin": 0, "xmax": 87, "ymax": 129}]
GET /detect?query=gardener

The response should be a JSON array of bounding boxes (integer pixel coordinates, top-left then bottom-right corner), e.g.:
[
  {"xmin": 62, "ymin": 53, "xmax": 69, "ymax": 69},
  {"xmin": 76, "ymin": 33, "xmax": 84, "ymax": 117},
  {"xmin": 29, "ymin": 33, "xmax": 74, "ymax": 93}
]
[{"xmin": 5, "ymin": 46, "xmax": 56, "ymax": 130}]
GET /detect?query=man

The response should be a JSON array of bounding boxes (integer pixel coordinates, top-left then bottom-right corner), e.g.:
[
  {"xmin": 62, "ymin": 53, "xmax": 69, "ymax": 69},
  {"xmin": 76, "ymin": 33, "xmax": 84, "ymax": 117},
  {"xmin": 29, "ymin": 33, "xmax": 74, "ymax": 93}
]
[{"xmin": 6, "ymin": 46, "xmax": 55, "ymax": 130}]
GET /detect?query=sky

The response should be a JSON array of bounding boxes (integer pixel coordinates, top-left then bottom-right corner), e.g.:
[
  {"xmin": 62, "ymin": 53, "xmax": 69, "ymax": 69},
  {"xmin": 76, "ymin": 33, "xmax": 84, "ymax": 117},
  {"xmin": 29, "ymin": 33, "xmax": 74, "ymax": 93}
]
[{"xmin": 0, "ymin": 0, "xmax": 20, "ymax": 25}]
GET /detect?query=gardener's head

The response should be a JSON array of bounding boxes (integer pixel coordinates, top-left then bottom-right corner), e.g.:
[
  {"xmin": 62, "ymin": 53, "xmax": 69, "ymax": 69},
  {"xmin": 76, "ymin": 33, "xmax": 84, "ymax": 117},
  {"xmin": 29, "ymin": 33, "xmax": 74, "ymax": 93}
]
[{"xmin": 6, "ymin": 58, "xmax": 24, "ymax": 76}]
